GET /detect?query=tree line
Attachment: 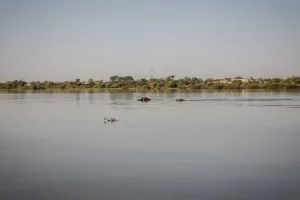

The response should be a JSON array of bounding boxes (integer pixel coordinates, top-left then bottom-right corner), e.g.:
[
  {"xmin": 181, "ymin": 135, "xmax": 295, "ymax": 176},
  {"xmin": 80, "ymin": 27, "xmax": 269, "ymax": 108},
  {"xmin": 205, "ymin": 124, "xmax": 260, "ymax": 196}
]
[{"xmin": 1, "ymin": 75, "xmax": 300, "ymax": 90}]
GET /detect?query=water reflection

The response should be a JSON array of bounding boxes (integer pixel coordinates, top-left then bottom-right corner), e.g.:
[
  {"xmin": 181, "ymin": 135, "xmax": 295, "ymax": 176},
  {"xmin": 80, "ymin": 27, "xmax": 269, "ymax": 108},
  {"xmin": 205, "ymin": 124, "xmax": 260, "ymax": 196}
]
[
  {"xmin": 75, "ymin": 92, "xmax": 81, "ymax": 106},
  {"xmin": 11, "ymin": 93, "xmax": 26, "ymax": 101},
  {"xmin": 109, "ymin": 92, "xmax": 135, "ymax": 110},
  {"xmin": 112, "ymin": 91, "xmax": 134, "ymax": 100},
  {"xmin": 87, "ymin": 90, "xmax": 95, "ymax": 104}
]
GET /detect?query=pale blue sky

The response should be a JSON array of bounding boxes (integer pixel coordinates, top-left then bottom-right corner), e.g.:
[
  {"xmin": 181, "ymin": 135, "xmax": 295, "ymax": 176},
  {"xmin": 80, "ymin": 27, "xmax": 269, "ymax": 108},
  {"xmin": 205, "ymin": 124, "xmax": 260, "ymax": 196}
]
[{"xmin": 0, "ymin": 0, "xmax": 299, "ymax": 81}]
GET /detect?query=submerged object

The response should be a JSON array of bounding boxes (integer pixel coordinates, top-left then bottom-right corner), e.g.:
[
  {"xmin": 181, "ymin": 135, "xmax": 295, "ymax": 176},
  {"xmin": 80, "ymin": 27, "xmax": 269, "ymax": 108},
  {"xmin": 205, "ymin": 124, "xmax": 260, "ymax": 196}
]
[
  {"xmin": 104, "ymin": 118, "xmax": 118, "ymax": 123},
  {"xmin": 176, "ymin": 98, "xmax": 185, "ymax": 102},
  {"xmin": 137, "ymin": 97, "xmax": 151, "ymax": 102}
]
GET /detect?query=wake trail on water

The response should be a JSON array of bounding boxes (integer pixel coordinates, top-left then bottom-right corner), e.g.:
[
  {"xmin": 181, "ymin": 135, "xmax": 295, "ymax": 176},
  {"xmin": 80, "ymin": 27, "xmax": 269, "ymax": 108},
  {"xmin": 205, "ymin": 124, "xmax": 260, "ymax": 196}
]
[{"xmin": 184, "ymin": 98, "xmax": 294, "ymax": 102}]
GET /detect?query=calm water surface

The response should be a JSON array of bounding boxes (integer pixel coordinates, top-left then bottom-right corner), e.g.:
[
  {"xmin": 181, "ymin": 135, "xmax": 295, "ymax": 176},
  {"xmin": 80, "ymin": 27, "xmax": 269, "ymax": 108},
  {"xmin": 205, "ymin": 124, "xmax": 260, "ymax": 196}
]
[{"xmin": 1, "ymin": 91, "xmax": 300, "ymax": 200}]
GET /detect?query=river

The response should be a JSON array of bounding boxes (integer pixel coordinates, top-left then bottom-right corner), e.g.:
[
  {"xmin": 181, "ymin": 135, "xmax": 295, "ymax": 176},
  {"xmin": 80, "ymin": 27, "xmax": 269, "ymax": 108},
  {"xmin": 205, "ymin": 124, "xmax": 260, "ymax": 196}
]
[{"xmin": 1, "ymin": 91, "xmax": 300, "ymax": 200}]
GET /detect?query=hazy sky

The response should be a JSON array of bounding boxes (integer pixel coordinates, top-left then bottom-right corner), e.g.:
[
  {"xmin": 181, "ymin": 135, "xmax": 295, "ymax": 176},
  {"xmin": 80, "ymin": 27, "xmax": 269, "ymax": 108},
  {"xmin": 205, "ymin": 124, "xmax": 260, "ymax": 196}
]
[{"xmin": 0, "ymin": 0, "xmax": 299, "ymax": 81}]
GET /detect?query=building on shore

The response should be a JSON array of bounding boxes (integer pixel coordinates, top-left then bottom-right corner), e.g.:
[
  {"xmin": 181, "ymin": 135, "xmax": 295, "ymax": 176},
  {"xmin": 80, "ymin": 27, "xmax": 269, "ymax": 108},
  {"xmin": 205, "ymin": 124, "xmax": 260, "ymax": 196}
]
[
  {"xmin": 219, "ymin": 78, "xmax": 232, "ymax": 84},
  {"xmin": 231, "ymin": 78, "xmax": 249, "ymax": 83}
]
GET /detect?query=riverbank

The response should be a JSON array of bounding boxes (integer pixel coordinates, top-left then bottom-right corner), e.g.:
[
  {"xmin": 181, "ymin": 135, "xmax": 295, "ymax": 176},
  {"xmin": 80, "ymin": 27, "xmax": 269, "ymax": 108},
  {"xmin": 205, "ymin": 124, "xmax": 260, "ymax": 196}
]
[
  {"xmin": 1, "ymin": 76, "xmax": 300, "ymax": 91},
  {"xmin": 1, "ymin": 88, "xmax": 300, "ymax": 93}
]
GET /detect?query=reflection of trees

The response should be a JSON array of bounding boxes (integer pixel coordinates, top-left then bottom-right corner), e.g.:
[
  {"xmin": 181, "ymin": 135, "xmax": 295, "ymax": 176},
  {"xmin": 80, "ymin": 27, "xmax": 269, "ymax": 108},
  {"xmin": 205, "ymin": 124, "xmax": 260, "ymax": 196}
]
[
  {"xmin": 110, "ymin": 92, "xmax": 134, "ymax": 103},
  {"xmin": 87, "ymin": 90, "xmax": 94, "ymax": 104},
  {"xmin": 163, "ymin": 90, "xmax": 176, "ymax": 98},
  {"xmin": 180, "ymin": 91, "xmax": 192, "ymax": 99},
  {"xmin": 109, "ymin": 92, "xmax": 134, "ymax": 109},
  {"xmin": 9, "ymin": 93, "xmax": 28, "ymax": 102},
  {"xmin": 11, "ymin": 94, "xmax": 19, "ymax": 101},
  {"xmin": 75, "ymin": 91, "xmax": 81, "ymax": 105}
]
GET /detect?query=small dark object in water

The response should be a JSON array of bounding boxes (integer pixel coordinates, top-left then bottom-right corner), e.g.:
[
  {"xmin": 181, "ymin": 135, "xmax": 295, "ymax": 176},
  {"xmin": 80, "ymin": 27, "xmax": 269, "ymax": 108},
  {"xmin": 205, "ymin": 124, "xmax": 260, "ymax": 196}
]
[
  {"xmin": 137, "ymin": 97, "xmax": 151, "ymax": 102},
  {"xmin": 176, "ymin": 98, "xmax": 185, "ymax": 102},
  {"xmin": 104, "ymin": 118, "xmax": 119, "ymax": 123}
]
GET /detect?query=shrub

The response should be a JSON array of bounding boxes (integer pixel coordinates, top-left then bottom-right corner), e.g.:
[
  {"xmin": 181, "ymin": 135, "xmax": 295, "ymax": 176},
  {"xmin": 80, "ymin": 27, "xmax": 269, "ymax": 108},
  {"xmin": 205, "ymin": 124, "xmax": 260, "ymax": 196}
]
[
  {"xmin": 224, "ymin": 84, "xmax": 240, "ymax": 90},
  {"xmin": 210, "ymin": 84, "xmax": 224, "ymax": 90}
]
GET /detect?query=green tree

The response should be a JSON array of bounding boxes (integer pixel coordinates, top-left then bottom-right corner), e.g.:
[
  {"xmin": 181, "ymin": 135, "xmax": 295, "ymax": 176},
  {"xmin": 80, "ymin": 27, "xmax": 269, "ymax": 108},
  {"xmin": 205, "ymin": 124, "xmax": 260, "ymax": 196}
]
[
  {"xmin": 166, "ymin": 75, "xmax": 175, "ymax": 81},
  {"xmin": 232, "ymin": 80, "xmax": 242, "ymax": 85},
  {"xmin": 110, "ymin": 75, "xmax": 118, "ymax": 82},
  {"xmin": 123, "ymin": 76, "xmax": 134, "ymax": 81},
  {"xmin": 167, "ymin": 80, "xmax": 178, "ymax": 88},
  {"xmin": 86, "ymin": 79, "xmax": 95, "ymax": 88}
]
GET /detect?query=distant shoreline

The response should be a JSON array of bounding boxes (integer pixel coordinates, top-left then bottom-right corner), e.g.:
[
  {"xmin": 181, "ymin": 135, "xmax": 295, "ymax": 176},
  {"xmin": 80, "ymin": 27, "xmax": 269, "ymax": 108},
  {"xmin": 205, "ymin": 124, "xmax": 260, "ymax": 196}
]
[{"xmin": 1, "ymin": 76, "xmax": 300, "ymax": 91}]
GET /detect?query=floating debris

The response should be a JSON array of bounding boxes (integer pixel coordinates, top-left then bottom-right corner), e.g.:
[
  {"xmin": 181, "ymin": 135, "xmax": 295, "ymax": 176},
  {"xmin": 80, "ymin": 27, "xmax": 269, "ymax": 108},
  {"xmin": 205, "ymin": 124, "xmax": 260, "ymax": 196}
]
[
  {"xmin": 176, "ymin": 98, "xmax": 185, "ymax": 102},
  {"xmin": 137, "ymin": 97, "xmax": 151, "ymax": 102},
  {"xmin": 104, "ymin": 118, "xmax": 119, "ymax": 124}
]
